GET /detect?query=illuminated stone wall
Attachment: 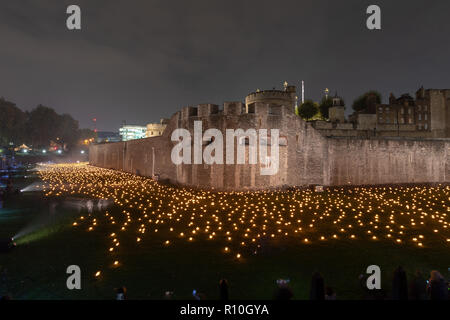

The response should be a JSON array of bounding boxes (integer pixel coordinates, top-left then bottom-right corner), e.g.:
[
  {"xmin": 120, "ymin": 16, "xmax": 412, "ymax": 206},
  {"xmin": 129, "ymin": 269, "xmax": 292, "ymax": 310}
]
[
  {"xmin": 326, "ymin": 138, "xmax": 449, "ymax": 186},
  {"xmin": 89, "ymin": 104, "xmax": 450, "ymax": 190}
]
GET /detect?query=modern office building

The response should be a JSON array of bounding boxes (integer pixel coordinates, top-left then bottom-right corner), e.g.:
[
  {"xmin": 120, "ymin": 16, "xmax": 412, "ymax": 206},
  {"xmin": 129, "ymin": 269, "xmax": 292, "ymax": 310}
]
[{"xmin": 119, "ymin": 125, "xmax": 147, "ymax": 141}]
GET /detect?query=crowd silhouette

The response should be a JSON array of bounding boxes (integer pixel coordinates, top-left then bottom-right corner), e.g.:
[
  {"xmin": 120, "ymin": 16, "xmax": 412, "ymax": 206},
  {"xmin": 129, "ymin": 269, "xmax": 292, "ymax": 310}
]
[
  {"xmin": 105, "ymin": 267, "xmax": 448, "ymax": 301},
  {"xmin": 0, "ymin": 267, "xmax": 448, "ymax": 300}
]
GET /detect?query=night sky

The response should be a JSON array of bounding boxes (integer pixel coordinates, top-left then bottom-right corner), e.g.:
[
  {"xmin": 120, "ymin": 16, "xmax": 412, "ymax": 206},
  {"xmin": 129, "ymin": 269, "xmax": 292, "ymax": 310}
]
[{"xmin": 0, "ymin": 0, "xmax": 449, "ymax": 131}]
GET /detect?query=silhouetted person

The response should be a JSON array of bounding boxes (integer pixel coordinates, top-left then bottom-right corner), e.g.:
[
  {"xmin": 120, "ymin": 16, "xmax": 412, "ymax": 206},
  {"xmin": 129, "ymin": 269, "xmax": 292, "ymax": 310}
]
[
  {"xmin": 192, "ymin": 290, "xmax": 206, "ymax": 300},
  {"xmin": 164, "ymin": 291, "xmax": 174, "ymax": 300},
  {"xmin": 325, "ymin": 287, "xmax": 336, "ymax": 300},
  {"xmin": 310, "ymin": 272, "xmax": 325, "ymax": 300},
  {"xmin": 274, "ymin": 282, "xmax": 293, "ymax": 300},
  {"xmin": 392, "ymin": 266, "xmax": 408, "ymax": 300},
  {"xmin": 97, "ymin": 199, "xmax": 103, "ymax": 211},
  {"xmin": 410, "ymin": 271, "xmax": 427, "ymax": 300},
  {"xmin": 0, "ymin": 189, "xmax": 4, "ymax": 208},
  {"xmin": 219, "ymin": 279, "xmax": 229, "ymax": 300},
  {"xmin": 6, "ymin": 179, "xmax": 13, "ymax": 195},
  {"xmin": 358, "ymin": 273, "xmax": 370, "ymax": 299},
  {"xmin": 86, "ymin": 200, "xmax": 93, "ymax": 213},
  {"xmin": 358, "ymin": 272, "xmax": 387, "ymax": 300},
  {"xmin": 1, "ymin": 267, "xmax": 8, "ymax": 286},
  {"xmin": 427, "ymin": 271, "xmax": 448, "ymax": 300},
  {"xmin": 115, "ymin": 287, "xmax": 127, "ymax": 300}
]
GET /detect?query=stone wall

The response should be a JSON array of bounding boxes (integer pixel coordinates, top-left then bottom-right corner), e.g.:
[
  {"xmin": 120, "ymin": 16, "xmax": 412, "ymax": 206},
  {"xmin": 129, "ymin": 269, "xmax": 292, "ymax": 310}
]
[
  {"xmin": 90, "ymin": 104, "xmax": 450, "ymax": 190},
  {"xmin": 326, "ymin": 138, "xmax": 449, "ymax": 186}
]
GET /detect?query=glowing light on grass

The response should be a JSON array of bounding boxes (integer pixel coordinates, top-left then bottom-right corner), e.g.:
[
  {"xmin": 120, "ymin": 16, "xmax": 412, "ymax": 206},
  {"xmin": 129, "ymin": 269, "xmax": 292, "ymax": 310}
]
[{"xmin": 35, "ymin": 163, "xmax": 450, "ymax": 272}]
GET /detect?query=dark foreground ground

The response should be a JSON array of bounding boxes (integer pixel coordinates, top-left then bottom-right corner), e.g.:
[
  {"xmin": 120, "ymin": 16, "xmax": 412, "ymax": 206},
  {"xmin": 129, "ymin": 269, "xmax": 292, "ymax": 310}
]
[{"xmin": 0, "ymin": 174, "xmax": 449, "ymax": 300}]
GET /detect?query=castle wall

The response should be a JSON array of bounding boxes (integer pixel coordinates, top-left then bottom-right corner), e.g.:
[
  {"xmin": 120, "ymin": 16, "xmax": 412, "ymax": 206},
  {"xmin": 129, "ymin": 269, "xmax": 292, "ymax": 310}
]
[
  {"xmin": 89, "ymin": 114, "xmax": 180, "ymax": 180},
  {"xmin": 327, "ymin": 138, "xmax": 449, "ymax": 186},
  {"xmin": 89, "ymin": 104, "xmax": 450, "ymax": 190},
  {"xmin": 357, "ymin": 114, "xmax": 377, "ymax": 130},
  {"xmin": 171, "ymin": 102, "xmax": 327, "ymax": 189}
]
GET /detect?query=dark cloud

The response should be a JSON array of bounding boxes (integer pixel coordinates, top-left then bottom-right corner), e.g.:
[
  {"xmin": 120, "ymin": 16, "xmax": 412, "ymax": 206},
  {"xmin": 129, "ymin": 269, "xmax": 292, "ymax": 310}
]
[{"xmin": 0, "ymin": 0, "xmax": 449, "ymax": 131}]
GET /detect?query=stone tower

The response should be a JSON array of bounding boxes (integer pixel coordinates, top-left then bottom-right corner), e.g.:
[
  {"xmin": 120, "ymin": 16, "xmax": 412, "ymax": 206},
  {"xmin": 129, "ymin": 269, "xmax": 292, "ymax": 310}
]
[
  {"xmin": 329, "ymin": 92, "xmax": 345, "ymax": 123},
  {"xmin": 245, "ymin": 83, "xmax": 297, "ymax": 112}
]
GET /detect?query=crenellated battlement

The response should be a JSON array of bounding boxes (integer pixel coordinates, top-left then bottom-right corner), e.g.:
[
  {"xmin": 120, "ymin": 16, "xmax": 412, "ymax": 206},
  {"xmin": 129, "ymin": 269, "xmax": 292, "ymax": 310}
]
[
  {"xmin": 245, "ymin": 87, "xmax": 296, "ymax": 112},
  {"xmin": 180, "ymin": 101, "xmax": 291, "ymax": 121},
  {"xmin": 197, "ymin": 103, "xmax": 219, "ymax": 117},
  {"xmin": 223, "ymin": 101, "xmax": 244, "ymax": 115},
  {"xmin": 246, "ymin": 90, "xmax": 291, "ymax": 98},
  {"xmin": 179, "ymin": 85, "xmax": 296, "ymax": 122}
]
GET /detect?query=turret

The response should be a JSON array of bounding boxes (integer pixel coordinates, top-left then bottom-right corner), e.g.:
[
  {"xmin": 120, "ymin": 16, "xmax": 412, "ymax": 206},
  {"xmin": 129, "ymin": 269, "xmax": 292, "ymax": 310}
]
[
  {"xmin": 329, "ymin": 92, "xmax": 346, "ymax": 123},
  {"xmin": 245, "ymin": 83, "xmax": 296, "ymax": 112}
]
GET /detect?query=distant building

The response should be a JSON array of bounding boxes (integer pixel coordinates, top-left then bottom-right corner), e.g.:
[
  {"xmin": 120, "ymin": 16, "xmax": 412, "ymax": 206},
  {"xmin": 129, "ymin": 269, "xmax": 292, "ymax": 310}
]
[
  {"xmin": 119, "ymin": 125, "xmax": 147, "ymax": 141},
  {"xmin": 14, "ymin": 144, "xmax": 32, "ymax": 153},
  {"xmin": 96, "ymin": 131, "xmax": 121, "ymax": 143},
  {"xmin": 312, "ymin": 87, "xmax": 450, "ymax": 138},
  {"xmin": 146, "ymin": 119, "xmax": 170, "ymax": 138}
]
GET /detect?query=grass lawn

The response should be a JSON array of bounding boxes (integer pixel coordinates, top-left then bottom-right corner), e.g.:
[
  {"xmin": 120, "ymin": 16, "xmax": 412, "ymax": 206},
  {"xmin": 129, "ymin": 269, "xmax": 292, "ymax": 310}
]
[{"xmin": 0, "ymin": 166, "xmax": 449, "ymax": 300}]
